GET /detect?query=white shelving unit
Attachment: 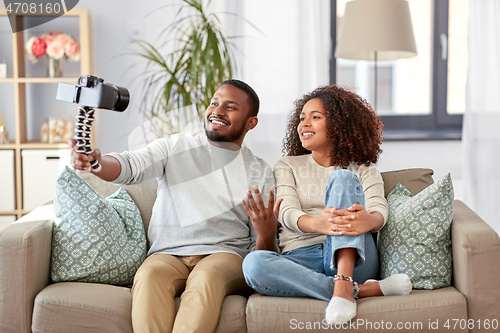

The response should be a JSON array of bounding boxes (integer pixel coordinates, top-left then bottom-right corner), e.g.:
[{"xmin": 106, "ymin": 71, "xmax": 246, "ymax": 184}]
[{"xmin": 0, "ymin": 8, "xmax": 93, "ymax": 220}]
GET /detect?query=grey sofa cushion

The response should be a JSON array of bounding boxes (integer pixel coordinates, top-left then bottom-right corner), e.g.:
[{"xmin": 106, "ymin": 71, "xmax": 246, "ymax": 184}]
[
  {"xmin": 32, "ymin": 282, "xmax": 247, "ymax": 333},
  {"xmin": 32, "ymin": 282, "xmax": 133, "ymax": 333},
  {"xmin": 246, "ymin": 287, "xmax": 467, "ymax": 333}
]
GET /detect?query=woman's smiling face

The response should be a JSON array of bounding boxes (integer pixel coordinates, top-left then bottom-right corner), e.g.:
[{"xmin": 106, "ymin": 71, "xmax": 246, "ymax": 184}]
[{"xmin": 297, "ymin": 98, "xmax": 330, "ymax": 154}]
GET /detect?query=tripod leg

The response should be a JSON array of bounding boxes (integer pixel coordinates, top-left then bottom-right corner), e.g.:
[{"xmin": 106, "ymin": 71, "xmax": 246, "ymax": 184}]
[{"xmin": 75, "ymin": 106, "xmax": 101, "ymax": 172}]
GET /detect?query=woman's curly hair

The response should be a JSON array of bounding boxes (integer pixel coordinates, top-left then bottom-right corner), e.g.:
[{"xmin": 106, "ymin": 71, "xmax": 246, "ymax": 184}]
[{"xmin": 282, "ymin": 85, "xmax": 384, "ymax": 168}]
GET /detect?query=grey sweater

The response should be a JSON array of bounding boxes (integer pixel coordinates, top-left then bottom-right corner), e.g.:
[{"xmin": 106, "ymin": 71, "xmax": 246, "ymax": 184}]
[{"xmin": 109, "ymin": 133, "xmax": 275, "ymax": 258}]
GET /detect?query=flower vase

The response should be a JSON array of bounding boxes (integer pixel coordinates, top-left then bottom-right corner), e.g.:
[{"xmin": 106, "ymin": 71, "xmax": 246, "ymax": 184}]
[{"xmin": 48, "ymin": 57, "xmax": 62, "ymax": 78}]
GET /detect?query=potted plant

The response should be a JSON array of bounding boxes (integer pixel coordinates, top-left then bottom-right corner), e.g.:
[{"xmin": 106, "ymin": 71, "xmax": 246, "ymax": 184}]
[{"xmin": 135, "ymin": 0, "xmax": 238, "ymax": 137}]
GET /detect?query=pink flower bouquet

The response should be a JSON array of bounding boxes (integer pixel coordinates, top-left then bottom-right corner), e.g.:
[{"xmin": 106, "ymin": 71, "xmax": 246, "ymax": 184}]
[{"xmin": 25, "ymin": 32, "xmax": 80, "ymax": 63}]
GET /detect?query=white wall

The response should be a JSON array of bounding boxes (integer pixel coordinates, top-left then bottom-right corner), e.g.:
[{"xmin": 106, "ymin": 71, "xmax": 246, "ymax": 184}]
[{"xmin": 378, "ymin": 141, "xmax": 464, "ymax": 201}]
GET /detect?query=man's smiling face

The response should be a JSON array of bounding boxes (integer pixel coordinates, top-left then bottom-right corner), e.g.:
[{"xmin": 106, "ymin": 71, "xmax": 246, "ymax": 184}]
[{"xmin": 204, "ymin": 84, "xmax": 255, "ymax": 147}]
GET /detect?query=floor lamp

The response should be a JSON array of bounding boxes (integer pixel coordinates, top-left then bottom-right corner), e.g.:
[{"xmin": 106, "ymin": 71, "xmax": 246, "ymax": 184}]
[{"xmin": 335, "ymin": 0, "xmax": 417, "ymax": 112}]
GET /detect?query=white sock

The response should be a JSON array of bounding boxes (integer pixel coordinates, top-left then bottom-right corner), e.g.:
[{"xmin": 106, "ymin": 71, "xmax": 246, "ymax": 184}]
[
  {"xmin": 325, "ymin": 296, "xmax": 357, "ymax": 325},
  {"xmin": 366, "ymin": 274, "xmax": 412, "ymax": 296}
]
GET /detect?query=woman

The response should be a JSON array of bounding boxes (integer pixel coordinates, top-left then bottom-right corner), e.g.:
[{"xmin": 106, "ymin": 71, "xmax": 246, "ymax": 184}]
[{"xmin": 242, "ymin": 85, "xmax": 411, "ymax": 325}]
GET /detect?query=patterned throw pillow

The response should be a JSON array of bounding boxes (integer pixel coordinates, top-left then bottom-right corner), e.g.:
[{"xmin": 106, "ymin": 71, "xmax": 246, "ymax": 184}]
[
  {"xmin": 377, "ymin": 173, "xmax": 454, "ymax": 289},
  {"xmin": 51, "ymin": 167, "xmax": 147, "ymax": 286}
]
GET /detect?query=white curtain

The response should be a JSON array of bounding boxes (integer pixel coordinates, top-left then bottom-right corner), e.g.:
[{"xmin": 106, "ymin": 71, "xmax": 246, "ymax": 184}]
[{"xmin": 463, "ymin": 1, "xmax": 500, "ymax": 234}]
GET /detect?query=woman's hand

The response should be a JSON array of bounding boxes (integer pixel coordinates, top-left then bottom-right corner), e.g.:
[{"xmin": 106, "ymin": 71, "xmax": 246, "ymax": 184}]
[
  {"xmin": 297, "ymin": 208, "xmax": 338, "ymax": 236},
  {"xmin": 242, "ymin": 186, "xmax": 283, "ymax": 251},
  {"xmin": 328, "ymin": 204, "xmax": 383, "ymax": 236}
]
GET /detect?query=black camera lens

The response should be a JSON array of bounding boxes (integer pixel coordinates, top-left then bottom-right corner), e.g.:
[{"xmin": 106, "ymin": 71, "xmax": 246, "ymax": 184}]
[{"xmin": 113, "ymin": 86, "xmax": 130, "ymax": 112}]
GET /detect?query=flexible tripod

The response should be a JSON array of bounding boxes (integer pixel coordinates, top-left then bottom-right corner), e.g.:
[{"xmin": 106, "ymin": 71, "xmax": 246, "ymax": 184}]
[{"xmin": 74, "ymin": 106, "xmax": 101, "ymax": 172}]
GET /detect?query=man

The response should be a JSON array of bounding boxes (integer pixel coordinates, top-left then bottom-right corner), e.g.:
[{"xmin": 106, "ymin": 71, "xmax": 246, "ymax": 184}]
[{"xmin": 70, "ymin": 79, "xmax": 279, "ymax": 333}]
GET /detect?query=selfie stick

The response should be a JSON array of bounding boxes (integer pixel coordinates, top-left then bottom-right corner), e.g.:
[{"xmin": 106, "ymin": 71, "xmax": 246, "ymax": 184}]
[{"xmin": 74, "ymin": 106, "xmax": 101, "ymax": 172}]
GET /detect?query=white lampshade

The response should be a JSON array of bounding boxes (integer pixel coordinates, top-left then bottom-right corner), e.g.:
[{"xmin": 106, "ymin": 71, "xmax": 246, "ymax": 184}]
[{"xmin": 335, "ymin": 0, "xmax": 417, "ymax": 60}]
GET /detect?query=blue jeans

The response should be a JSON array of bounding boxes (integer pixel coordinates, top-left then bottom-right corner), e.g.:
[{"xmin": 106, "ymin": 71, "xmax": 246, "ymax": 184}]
[{"xmin": 242, "ymin": 169, "xmax": 379, "ymax": 301}]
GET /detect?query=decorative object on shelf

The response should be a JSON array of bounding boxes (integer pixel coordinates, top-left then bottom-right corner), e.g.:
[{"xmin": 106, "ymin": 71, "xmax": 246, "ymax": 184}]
[
  {"xmin": 25, "ymin": 32, "xmax": 80, "ymax": 78},
  {"xmin": 41, "ymin": 118, "xmax": 72, "ymax": 143},
  {"xmin": 0, "ymin": 111, "xmax": 9, "ymax": 144},
  {"xmin": 48, "ymin": 57, "xmax": 62, "ymax": 78},
  {"xmin": 0, "ymin": 126, "xmax": 7, "ymax": 144},
  {"xmin": 0, "ymin": 58, "xmax": 6, "ymax": 78}
]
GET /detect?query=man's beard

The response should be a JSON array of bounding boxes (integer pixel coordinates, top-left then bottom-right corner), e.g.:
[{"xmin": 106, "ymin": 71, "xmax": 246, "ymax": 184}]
[{"xmin": 205, "ymin": 120, "xmax": 247, "ymax": 143}]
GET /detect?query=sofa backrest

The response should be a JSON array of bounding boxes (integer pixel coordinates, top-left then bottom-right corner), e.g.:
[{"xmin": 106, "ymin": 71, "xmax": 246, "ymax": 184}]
[
  {"xmin": 381, "ymin": 168, "xmax": 434, "ymax": 198},
  {"xmin": 78, "ymin": 168, "xmax": 435, "ymax": 232}
]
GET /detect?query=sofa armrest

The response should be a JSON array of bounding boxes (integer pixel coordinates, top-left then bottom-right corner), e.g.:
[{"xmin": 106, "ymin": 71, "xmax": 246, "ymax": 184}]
[
  {"xmin": 451, "ymin": 200, "xmax": 500, "ymax": 329},
  {"xmin": 0, "ymin": 219, "xmax": 53, "ymax": 333}
]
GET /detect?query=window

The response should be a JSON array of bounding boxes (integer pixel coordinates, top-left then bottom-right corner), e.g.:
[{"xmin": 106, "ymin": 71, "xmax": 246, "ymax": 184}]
[{"xmin": 331, "ymin": 0, "xmax": 467, "ymax": 140}]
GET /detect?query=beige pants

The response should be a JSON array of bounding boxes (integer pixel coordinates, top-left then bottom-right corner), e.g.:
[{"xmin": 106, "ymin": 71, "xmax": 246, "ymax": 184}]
[{"xmin": 131, "ymin": 252, "xmax": 250, "ymax": 333}]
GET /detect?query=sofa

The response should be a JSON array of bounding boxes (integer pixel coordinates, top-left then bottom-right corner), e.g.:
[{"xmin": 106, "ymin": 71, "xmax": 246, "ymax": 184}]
[{"xmin": 1, "ymin": 168, "xmax": 499, "ymax": 333}]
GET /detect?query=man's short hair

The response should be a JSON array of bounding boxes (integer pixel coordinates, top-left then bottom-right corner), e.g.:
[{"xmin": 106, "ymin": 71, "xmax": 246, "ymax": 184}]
[{"xmin": 220, "ymin": 79, "xmax": 260, "ymax": 117}]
